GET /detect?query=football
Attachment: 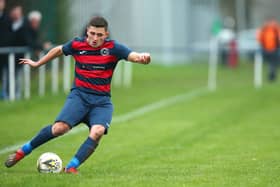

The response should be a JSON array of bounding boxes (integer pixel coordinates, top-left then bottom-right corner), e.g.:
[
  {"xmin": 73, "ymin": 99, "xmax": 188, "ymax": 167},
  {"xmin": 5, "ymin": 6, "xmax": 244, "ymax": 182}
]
[{"xmin": 37, "ymin": 152, "xmax": 63, "ymax": 173}]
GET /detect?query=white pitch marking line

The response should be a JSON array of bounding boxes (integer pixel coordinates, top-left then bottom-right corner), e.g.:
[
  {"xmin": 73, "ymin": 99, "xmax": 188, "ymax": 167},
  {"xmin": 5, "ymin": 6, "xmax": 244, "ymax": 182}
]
[{"xmin": 0, "ymin": 87, "xmax": 207, "ymax": 155}]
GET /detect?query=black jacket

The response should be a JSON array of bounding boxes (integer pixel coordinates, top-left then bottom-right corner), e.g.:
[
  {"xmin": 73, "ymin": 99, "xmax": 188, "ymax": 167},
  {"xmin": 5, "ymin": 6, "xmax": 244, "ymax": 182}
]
[
  {"xmin": 11, "ymin": 18, "xmax": 29, "ymax": 61},
  {"xmin": 0, "ymin": 11, "xmax": 13, "ymax": 47}
]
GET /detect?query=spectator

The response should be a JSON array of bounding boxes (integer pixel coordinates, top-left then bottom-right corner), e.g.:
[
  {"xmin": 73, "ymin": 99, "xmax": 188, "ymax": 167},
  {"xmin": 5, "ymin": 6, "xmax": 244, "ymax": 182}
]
[
  {"xmin": 9, "ymin": 5, "xmax": 29, "ymax": 99},
  {"xmin": 257, "ymin": 18, "xmax": 280, "ymax": 82},
  {"xmin": 216, "ymin": 17, "xmax": 236, "ymax": 66},
  {"xmin": 0, "ymin": 0, "xmax": 12, "ymax": 100},
  {"xmin": 26, "ymin": 10, "xmax": 51, "ymax": 58}
]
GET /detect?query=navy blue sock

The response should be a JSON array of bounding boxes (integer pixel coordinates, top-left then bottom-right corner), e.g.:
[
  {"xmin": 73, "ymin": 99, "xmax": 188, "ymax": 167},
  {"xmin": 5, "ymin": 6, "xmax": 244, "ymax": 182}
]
[
  {"xmin": 29, "ymin": 125, "xmax": 56, "ymax": 150},
  {"xmin": 67, "ymin": 137, "xmax": 98, "ymax": 169}
]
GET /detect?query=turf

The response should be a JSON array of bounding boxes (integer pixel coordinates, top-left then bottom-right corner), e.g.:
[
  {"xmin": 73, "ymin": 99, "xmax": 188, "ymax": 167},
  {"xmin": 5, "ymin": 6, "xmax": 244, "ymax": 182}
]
[{"xmin": 0, "ymin": 62, "xmax": 280, "ymax": 187}]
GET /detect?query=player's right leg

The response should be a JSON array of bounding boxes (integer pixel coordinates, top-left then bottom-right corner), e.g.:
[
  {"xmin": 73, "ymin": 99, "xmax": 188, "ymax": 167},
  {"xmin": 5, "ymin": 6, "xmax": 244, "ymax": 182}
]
[
  {"xmin": 4, "ymin": 122, "xmax": 70, "ymax": 168},
  {"xmin": 5, "ymin": 89, "xmax": 88, "ymax": 168}
]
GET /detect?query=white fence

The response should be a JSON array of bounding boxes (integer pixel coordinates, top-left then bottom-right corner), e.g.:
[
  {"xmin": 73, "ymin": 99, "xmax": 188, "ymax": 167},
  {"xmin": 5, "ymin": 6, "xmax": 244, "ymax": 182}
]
[
  {"xmin": 0, "ymin": 47, "xmax": 72, "ymax": 101},
  {"xmin": 207, "ymin": 38, "xmax": 263, "ymax": 90},
  {"xmin": 1, "ymin": 47, "xmax": 132, "ymax": 101}
]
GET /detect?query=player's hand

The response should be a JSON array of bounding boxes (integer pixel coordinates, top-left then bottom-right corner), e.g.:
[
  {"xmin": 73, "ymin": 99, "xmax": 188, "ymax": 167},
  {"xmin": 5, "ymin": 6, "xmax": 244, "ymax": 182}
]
[
  {"xmin": 19, "ymin": 58, "xmax": 39, "ymax": 68},
  {"xmin": 140, "ymin": 53, "xmax": 151, "ymax": 64}
]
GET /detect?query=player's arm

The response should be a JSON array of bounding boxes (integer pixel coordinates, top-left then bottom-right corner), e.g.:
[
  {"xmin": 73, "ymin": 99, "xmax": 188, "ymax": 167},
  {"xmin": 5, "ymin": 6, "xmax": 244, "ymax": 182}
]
[
  {"xmin": 19, "ymin": 45, "xmax": 64, "ymax": 68},
  {"xmin": 127, "ymin": 52, "xmax": 151, "ymax": 65}
]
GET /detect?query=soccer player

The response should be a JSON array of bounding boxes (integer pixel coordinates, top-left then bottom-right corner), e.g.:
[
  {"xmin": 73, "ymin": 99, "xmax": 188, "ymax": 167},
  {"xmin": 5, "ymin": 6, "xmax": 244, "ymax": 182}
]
[{"xmin": 4, "ymin": 16, "xmax": 151, "ymax": 174}]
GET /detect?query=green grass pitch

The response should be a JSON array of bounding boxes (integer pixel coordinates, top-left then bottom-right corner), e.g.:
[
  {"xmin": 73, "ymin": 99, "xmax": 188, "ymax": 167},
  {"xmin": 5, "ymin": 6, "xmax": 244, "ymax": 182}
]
[{"xmin": 0, "ymin": 62, "xmax": 280, "ymax": 187}]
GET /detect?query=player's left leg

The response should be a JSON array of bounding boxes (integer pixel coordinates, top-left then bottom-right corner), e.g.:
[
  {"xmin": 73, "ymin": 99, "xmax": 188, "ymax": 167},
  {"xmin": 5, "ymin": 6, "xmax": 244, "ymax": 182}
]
[
  {"xmin": 65, "ymin": 96, "xmax": 113, "ymax": 174},
  {"xmin": 64, "ymin": 125, "xmax": 105, "ymax": 174}
]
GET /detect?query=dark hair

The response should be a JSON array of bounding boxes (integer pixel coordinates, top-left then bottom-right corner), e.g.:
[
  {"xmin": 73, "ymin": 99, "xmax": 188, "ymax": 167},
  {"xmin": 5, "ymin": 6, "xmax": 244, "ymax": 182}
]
[{"xmin": 88, "ymin": 16, "xmax": 108, "ymax": 31}]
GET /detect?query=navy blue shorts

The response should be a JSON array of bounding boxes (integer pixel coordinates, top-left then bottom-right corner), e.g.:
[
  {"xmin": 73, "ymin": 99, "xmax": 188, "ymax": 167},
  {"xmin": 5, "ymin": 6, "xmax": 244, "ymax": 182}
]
[{"xmin": 55, "ymin": 89, "xmax": 113, "ymax": 134}]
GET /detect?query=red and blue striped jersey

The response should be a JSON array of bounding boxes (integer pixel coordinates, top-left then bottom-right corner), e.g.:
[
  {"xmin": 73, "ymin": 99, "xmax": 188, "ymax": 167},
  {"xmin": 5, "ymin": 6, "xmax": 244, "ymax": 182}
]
[{"xmin": 62, "ymin": 37, "xmax": 132, "ymax": 96}]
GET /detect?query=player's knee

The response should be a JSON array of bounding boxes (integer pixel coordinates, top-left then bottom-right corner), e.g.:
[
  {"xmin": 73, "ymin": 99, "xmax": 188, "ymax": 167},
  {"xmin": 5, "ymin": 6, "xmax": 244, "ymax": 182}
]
[
  {"xmin": 52, "ymin": 122, "xmax": 70, "ymax": 136},
  {"xmin": 89, "ymin": 125, "xmax": 105, "ymax": 141}
]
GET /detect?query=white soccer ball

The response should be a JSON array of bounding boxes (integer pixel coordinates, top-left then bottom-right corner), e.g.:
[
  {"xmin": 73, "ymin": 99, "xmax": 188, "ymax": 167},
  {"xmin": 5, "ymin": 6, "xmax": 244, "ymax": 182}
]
[{"xmin": 37, "ymin": 152, "xmax": 63, "ymax": 173}]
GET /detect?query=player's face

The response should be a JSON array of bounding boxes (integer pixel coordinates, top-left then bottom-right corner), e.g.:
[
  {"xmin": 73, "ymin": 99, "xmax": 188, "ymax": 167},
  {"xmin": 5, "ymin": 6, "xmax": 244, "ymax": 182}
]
[{"xmin": 86, "ymin": 26, "xmax": 108, "ymax": 48}]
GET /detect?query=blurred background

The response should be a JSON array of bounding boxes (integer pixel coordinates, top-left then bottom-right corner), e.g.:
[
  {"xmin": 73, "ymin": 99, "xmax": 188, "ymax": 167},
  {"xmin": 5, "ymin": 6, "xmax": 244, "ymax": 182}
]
[
  {"xmin": 2, "ymin": 0, "xmax": 280, "ymax": 101},
  {"xmin": 4, "ymin": 0, "xmax": 280, "ymax": 63}
]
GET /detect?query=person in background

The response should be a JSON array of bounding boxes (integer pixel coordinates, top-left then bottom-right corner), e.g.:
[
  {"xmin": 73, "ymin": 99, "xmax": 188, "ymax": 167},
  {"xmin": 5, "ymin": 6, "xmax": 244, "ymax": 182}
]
[
  {"xmin": 257, "ymin": 18, "xmax": 280, "ymax": 82},
  {"xmin": 9, "ymin": 5, "xmax": 29, "ymax": 99},
  {"xmin": 27, "ymin": 10, "xmax": 51, "ymax": 58},
  {"xmin": 216, "ymin": 17, "xmax": 236, "ymax": 66},
  {"xmin": 0, "ymin": 0, "xmax": 12, "ymax": 100}
]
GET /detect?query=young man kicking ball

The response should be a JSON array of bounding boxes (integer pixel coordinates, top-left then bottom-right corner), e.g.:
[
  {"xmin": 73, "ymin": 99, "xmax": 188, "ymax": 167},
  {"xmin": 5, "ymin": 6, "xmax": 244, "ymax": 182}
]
[{"xmin": 5, "ymin": 16, "xmax": 151, "ymax": 174}]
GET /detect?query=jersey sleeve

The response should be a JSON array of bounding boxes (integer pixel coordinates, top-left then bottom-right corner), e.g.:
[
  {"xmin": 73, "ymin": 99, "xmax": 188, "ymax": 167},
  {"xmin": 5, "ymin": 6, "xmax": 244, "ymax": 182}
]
[
  {"xmin": 62, "ymin": 39, "xmax": 75, "ymax": 56},
  {"xmin": 113, "ymin": 41, "xmax": 132, "ymax": 61}
]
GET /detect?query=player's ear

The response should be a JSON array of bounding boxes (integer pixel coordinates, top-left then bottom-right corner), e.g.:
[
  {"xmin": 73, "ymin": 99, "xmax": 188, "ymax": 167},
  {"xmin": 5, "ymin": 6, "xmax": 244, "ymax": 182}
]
[
  {"xmin": 105, "ymin": 31, "xmax": 109, "ymax": 38},
  {"xmin": 86, "ymin": 27, "xmax": 90, "ymax": 36}
]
